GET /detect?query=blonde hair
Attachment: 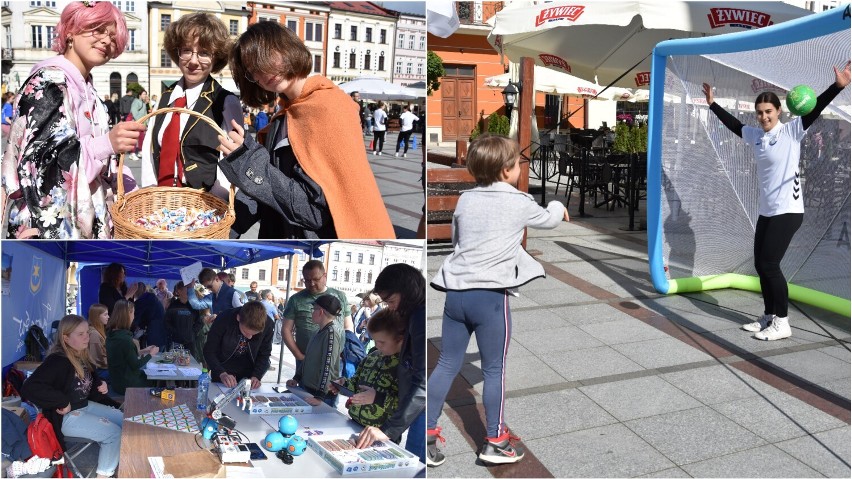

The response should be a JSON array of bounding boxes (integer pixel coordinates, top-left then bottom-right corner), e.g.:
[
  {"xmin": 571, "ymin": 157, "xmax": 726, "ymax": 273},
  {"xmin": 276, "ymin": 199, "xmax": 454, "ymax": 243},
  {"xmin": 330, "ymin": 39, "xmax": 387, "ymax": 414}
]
[
  {"xmin": 87, "ymin": 303, "xmax": 108, "ymax": 339},
  {"xmin": 49, "ymin": 314, "xmax": 94, "ymax": 380},
  {"xmin": 466, "ymin": 134, "xmax": 520, "ymax": 185},
  {"xmin": 107, "ymin": 299, "xmax": 134, "ymax": 332}
]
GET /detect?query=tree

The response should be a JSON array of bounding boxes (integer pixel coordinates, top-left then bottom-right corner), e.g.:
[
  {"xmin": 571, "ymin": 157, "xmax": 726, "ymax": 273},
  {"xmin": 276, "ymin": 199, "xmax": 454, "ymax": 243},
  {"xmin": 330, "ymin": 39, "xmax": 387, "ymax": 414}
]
[
  {"xmin": 427, "ymin": 50, "xmax": 445, "ymax": 96},
  {"xmin": 126, "ymin": 82, "xmax": 144, "ymax": 96},
  {"xmin": 469, "ymin": 112, "xmax": 510, "ymax": 140}
]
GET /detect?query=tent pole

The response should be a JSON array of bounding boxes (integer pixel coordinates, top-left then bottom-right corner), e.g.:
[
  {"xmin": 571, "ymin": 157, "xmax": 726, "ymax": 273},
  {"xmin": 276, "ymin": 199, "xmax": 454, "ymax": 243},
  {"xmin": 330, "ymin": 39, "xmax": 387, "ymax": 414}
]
[{"xmin": 277, "ymin": 252, "xmax": 296, "ymax": 384}]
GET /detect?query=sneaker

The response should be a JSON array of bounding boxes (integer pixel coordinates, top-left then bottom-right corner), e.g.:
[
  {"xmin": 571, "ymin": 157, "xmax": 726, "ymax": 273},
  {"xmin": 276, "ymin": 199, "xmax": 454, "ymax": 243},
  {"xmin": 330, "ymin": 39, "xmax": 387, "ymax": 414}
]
[
  {"xmin": 754, "ymin": 316, "xmax": 792, "ymax": 341},
  {"xmin": 742, "ymin": 314, "xmax": 774, "ymax": 332},
  {"xmin": 426, "ymin": 427, "xmax": 446, "ymax": 467},
  {"xmin": 377, "ymin": 151, "xmax": 382, "ymax": 156},
  {"xmin": 479, "ymin": 430, "xmax": 524, "ymax": 465},
  {"xmin": 372, "ymin": 151, "xmax": 377, "ymax": 156},
  {"xmin": 395, "ymin": 152, "xmax": 400, "ymax": 157},
  {"xmin": 402, "ymin": 153, "xmax": 407, "ymax": 158}
]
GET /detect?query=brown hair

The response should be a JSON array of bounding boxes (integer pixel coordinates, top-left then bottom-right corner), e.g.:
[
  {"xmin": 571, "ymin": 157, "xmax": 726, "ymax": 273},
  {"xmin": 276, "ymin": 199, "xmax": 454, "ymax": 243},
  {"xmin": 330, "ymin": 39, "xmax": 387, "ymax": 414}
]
[
  {"xmin": 466, "ymin": 134, "xmax": 520, "ymax": 185},
  {"xmin": 87, "ymin": 303, "xmax": 108, "ymax": 339},
  {"xmin": 102, "ymin": 262, "xmax": 125, "ymax": 289},
  {"xmin": 229, "ymin": 21, "xmax": 312, "ymax": 107},
  {"xmin": 754, "ymin": 92, "xmax": 782, "ymax": 111},
  {"xmin": 198, "ymin": 267, "xmax": 217, "ymax": 285},
  {"xmin": 238, "ymin": 301, "xmax": 268, "ymax": 332},
  {"xmin": 164, "ymin": 13, "xmax": 231, "ymax": 73},
  {"xmin": 366, "ymin": 308, "xmax": 407, "ymax": 338},
  {"xmin": 107, "ymin": 299, "xmax": 134, "ymax": 332},
  {"xmin": 49, "ymin": 314, "xmax": 94, "ymax": 380},
  {"xmin": 302, "ymin": 259, "xmax": 325, "ymax": 274}
]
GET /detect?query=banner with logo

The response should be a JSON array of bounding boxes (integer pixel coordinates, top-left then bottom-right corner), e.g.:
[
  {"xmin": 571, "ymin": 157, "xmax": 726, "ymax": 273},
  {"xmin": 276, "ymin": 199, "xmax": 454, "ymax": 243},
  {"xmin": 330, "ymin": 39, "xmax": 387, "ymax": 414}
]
[{"xmin": 1, "ymin": 242, "xmax": 65, "ymax": 367}]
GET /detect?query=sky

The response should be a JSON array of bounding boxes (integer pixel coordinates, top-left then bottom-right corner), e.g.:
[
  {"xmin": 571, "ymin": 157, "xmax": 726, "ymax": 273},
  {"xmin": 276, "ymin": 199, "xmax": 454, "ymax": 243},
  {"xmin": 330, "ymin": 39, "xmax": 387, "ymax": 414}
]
[{"xmin": 375, "ymin": 1, "xmax": 426, "ymax": 15}]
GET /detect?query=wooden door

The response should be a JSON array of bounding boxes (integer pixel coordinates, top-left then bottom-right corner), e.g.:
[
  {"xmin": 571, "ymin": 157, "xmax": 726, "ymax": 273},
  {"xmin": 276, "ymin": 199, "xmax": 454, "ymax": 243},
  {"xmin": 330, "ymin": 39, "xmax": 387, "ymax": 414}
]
[{"xmin": 441, "ymin": 75, "xmax": 476, "ymax": 141}]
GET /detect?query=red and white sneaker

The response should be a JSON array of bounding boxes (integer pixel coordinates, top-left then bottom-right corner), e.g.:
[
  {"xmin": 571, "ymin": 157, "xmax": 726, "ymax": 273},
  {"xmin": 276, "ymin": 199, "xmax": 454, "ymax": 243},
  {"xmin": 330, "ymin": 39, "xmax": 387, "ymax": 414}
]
[
  {"xmin": 479, "ymin": 429, "xmax": 525, "ymax": 465},
  {"xmin": 426, "ymin": 427, "xmax": 446, "ymax": 467}
]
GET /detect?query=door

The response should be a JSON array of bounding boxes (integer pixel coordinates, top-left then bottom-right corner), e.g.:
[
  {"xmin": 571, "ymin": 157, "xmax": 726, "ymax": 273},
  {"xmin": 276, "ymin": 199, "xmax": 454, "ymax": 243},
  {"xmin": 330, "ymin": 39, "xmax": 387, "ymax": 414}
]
[{"xmin": 440, "ymin": 65, "xmax": 476, "ymax": 142}]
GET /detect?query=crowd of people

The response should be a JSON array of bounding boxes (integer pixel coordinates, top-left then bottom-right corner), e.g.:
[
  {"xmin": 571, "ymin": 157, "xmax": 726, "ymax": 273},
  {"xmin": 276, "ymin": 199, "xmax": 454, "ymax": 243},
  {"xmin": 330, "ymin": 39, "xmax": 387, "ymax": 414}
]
[
  {"xmin": 1, "ymin": 2, "xmax": 395, "ymax": 240},
  {"xmin": 16, "ymin": 260, "xmax": 425, "ymax": 476}
]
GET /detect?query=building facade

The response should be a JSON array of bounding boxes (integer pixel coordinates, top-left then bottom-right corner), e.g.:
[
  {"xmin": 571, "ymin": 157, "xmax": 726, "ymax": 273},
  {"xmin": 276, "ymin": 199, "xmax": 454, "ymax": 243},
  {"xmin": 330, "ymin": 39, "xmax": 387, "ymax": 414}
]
[
  {"xmin": 392, "ymin": 12, "xmax": 425, "ymax": 87},
  {"xmin": 1, "ymin": 0, "xmax": 149, "ymax": 99},
  {"xmin": 146, "ymin": 1, "xmax": 247, "ymax": 100},
  {"xmin": 246, "ymin": 1, "xmax": 329, "ymax": 78},
  {"xmin": 326, "ymin": 2, "xmax": 396, "ymax": 84}
]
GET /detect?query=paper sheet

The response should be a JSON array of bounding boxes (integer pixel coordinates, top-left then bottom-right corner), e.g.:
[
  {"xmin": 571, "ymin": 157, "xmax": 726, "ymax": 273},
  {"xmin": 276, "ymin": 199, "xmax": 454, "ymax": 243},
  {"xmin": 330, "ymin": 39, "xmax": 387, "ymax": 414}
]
[
  {"xmin": 226, "ymin": 465, "xmax": 266, "ymax": 478},
  {"xmin": 180, "ymin": 261, "xmax": 203, "ymax": 287},
  {"xmin": 147, "ymin": 362, "xmax": 176, "ymax": 370},
  {"xmin": 178, "ymin": 367, "xmax": 202, "ymax": 377},
  {"xmin": 145, "ymin": 369, "xmax": 177, "ymax": 376}
]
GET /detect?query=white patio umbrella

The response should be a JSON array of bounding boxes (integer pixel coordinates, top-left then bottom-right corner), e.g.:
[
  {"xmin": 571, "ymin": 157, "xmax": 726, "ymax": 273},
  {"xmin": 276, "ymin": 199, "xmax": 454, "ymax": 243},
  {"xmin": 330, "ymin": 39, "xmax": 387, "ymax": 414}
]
[
  {"xmin": 427, "ymin": 0, "xmax": 460, "ymax": 38},
  {"xmin": 485, "ymin": 65, "xmax": 634, "ymax": 101},
  {"xmin": 488, "ymin": 1, "xmax": 812, "ymax": 89},
  {"xmin": 339, "ymin": 76, "xmax": 421, "ymax": 100}
]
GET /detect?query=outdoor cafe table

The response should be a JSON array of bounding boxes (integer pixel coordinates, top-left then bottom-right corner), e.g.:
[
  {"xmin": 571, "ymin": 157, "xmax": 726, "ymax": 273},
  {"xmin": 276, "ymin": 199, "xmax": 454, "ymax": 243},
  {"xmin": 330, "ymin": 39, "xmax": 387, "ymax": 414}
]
[
  {"xmin": 143, "ymin": 353, "xmax": 203, "ymax": 387},
  {"xmin": 117, "ymin": 386, "xmax": 425, "ymax": 478}
]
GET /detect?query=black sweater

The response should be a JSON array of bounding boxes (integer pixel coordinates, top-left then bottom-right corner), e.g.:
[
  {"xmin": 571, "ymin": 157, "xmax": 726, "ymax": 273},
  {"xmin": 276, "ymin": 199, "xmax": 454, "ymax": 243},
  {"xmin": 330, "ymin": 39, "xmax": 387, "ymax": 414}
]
[
  {"xmin": 202, "ymin": 307, "xmax": 274, "ymax": 383},
  {"xmin": 20, "ymin": 353, "xmax": 120, "ymax": 449}
]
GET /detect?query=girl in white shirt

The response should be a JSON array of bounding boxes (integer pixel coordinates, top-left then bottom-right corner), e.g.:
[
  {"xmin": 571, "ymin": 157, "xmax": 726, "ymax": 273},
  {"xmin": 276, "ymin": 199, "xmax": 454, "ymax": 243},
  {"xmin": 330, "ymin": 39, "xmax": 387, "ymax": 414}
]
[{"xmin": 372, "ymin": 101, "xmax": 388, "ymax": 156}]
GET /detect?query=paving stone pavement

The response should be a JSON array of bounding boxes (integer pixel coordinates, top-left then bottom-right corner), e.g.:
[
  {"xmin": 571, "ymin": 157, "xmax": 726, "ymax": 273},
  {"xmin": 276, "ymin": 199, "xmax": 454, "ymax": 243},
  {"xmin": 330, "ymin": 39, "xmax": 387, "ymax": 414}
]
[{"xmin": 425, "ymin": 168, "xmax": 850, "ymax": 478}]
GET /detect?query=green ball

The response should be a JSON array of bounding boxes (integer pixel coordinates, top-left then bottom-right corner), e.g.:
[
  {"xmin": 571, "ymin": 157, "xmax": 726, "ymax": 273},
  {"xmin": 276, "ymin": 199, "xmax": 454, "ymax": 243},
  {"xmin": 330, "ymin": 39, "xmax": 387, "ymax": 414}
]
[{"xmin": 786, "ymin": 85, "xmax": 817, "ymax": 116}]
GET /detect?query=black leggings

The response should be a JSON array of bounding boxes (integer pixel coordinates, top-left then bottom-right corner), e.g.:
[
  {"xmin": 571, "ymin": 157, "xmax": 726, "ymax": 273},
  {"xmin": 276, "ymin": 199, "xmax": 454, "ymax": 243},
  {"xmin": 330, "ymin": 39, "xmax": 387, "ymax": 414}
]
[
  {"xmin": 396, "ymin": 130, "xmax": 413, "ymax": 153},
  {"xmin": 373, "ymin": 130, "xmax": 385, "ymax": 152},
  {"xmin": 754, "ymin": 213, "xmax": 803, "ymax": 317}
]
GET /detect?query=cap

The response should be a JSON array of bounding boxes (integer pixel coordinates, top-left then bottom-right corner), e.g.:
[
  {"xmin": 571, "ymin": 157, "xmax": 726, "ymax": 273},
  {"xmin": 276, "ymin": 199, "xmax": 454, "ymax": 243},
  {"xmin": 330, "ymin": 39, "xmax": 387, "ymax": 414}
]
[{"xmin": 314, "ymin": 294, "xmax": 342, "ymax": 317}]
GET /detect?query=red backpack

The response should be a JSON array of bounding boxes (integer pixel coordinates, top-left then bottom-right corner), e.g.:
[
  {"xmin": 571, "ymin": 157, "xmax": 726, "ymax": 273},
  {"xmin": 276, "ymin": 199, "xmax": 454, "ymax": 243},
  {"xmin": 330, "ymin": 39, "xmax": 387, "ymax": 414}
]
[{"xmin": 26, "ymin": 414, "xmax": 70, "ymax": 478}]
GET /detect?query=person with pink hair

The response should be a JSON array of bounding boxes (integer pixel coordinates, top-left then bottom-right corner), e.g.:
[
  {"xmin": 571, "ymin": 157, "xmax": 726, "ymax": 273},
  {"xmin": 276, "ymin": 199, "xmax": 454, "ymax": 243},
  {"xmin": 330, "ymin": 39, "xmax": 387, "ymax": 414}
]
[{"xmin": 2, "ymin": 1, "xmax": 146, "ymax": 239}]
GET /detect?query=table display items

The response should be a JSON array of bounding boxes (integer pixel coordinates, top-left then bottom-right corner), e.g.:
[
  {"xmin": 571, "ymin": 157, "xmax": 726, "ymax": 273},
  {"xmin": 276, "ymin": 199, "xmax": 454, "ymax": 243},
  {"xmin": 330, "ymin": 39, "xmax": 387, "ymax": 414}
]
[{"xmin": 307, "ymin": 434, "xmax": 419, "ymax": 475}]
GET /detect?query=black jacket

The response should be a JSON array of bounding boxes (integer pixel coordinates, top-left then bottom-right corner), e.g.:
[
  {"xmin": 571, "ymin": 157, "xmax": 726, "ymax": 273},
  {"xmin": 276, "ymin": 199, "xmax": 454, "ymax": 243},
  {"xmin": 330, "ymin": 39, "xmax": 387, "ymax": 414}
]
[
  {"xmin": 203, "ymin": 307, "xmax": 274, "ymax": 383},
  {"xmin": 20, "ymin": 353, "xmax": 119, "ymax": 450},
  {"xmin": 165, "ymin": 298, "xmax": 201, "ymax": 349},
  {"xmin": 381, "ymin": 303, "xmax": 426, "ymax": 440},
  {"xmin": 134, "ymin": 291, "xmax": 168, "ymax": 348}
]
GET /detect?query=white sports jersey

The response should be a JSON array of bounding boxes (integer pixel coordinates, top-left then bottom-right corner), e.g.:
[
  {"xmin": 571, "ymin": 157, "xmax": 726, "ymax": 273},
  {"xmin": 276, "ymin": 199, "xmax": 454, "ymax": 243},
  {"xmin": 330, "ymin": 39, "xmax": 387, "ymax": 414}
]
[{"xmin": 741, "ymin": 117, "xmax": 806, "ymax": 217}]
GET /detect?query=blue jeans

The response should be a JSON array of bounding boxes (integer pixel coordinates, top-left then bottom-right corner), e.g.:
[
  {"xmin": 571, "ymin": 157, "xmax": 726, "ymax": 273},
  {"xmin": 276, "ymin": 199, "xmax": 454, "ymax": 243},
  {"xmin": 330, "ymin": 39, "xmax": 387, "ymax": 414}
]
[
  {"xmin": 427, "ymin": 289, "xmax": 511, "ymax": 438},
  {"xmin": 61, "ymin": 401, "xmax": 123, "ymax": 476},
  {"xmin": 405, "ymin": 411, "xmax": 426, "ymax": 464}
]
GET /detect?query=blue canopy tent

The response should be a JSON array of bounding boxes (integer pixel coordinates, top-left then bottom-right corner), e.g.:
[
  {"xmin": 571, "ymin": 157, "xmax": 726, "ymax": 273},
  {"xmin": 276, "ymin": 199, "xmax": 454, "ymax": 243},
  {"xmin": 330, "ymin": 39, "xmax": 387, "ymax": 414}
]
[{"xmin": 2, "ymin": 240, "xmax": 325, "ymax": 367}]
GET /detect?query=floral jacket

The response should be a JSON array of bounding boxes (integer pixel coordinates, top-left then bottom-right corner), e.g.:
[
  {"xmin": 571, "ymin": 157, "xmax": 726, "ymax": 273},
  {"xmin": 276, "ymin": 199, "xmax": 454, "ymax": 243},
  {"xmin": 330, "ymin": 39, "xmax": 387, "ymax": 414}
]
[{"xmin": 2, "ymin": 56, "xmax": 119, "ymax": 238}]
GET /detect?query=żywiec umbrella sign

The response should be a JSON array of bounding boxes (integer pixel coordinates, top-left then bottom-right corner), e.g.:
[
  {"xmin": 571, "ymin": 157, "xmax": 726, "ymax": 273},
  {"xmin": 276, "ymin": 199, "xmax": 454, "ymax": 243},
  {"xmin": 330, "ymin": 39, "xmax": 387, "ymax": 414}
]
[{"xmin": 488, "ymin": 1, "xmax": 812, "ymax": 89}]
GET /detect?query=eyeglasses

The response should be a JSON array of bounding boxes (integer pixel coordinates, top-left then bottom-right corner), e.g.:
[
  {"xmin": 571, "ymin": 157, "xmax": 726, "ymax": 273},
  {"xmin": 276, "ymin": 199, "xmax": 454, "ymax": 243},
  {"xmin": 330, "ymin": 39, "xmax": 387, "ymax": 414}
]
[
  {"xmin": 244, "ymin": 71, "xmax": 258, "ymax": 84},
  {"xmin": 83, "ymin": 26, "xmax": 116, "ymax": 43},
  {"xmin": 178, "ymin": 48, "xmax": 213, "ymax": 64}
]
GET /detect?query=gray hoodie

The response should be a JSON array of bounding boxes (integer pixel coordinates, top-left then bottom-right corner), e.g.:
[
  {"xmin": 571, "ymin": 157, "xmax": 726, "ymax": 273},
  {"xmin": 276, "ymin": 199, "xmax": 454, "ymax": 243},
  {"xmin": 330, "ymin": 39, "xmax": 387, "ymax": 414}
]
[{"xmin": 431, "ymin": 181, "xmax": 564, "ymax": 291}]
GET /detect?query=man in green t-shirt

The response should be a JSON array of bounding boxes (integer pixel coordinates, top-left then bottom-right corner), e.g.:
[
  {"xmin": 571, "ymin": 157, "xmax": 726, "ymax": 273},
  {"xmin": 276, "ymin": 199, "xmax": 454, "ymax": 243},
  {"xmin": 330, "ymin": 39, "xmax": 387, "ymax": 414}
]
[{"xmin": 282, "ymin": 260, "xmax": 352, "ymax": 370}]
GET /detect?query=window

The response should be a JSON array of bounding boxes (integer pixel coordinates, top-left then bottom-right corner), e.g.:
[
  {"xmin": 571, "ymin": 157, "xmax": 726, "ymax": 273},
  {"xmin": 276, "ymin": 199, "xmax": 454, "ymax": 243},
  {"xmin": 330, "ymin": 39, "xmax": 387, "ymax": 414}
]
[
  {"xmin": 419, "ymin": 35, "xmax": 425, "ymax": 50},
  {"xmin": 126, "ymin": 1, "xmax": 135, "ymax": 12},
  {"xmin": 333, "ymin": 52, "xmax": 340, "ymax": 68},
  {"xmin": 395, "ymin": 61, "xmax": 402, "ymax": 74},
  {"xmin": 367, "ymin": 271, "xmax": 373, "ymax": 283},
  {"xmin": 306, "ymin": 22, "xmax": 322, "ymax": 42},
  {"xmin": 258, "ymin": 269, "xmax": 266, "ymax": 281},
  {"xmin": 363, "ymin": 53, "xmax": 371, "ymax": 70},
  {"xmin": 346, "ymin": 252, "xmax": 352, "ymax": 263},
  {"xmin": 349, "ymin": 52, "xmax": 356, "ymax": 69},
  {"xmin": 45, "ymin": 26, "xmax": 54, "ymax": 49},
  {"xmin": 357, "ymin": 253, "xmax": 363, "ymax": 264},
  {"xmin": 4, "ymin": 26, "xmax": 11, "ymax": 52},
  {"xmin": 397, "ymin": 33, "xmax": 404, "ymax": 48},
  {"xmin": 365, "ymin": 27, "xmax": 372, "ymax": 42},
  {"xmin": 406, "ymin": 62, "xmax": 412, "ymax": 74},
  {"xmin": 369, "ymin": 254, "xmax": 375, "ymax": 265},
  {"xmin": 356, "ymin": 271, "xmax": 361, "ymax": 283},
  {"xmin": 333, "ymin": 251, "xmax": 340, "ymax": 261},
  {"xmin": 332, "ymin": 268, "xmax": 338, "ymax": 281},
  {"xmin": 126, "ymin": 29, "xmax": 135, "ymax": 51},
  {"xmin": 229, "ymin": 20, "xmax": 239, "ymax": 36},
  {"xmin": 127, "ymin": 72, "xmax": 137, "ymax": 86},
  {"xmin": 378, "ymin": 56, "xmax": 384, "ymax": 71},
  {"xmin": 30, "ymin": 26, "xmax": 43, "ymax": 49},
  {"xmin": 278, "ymin": 269, "xmax": 286, "ymax": 281},
  {"xmin": 334, "ymin": 23, "xmax": 342, "ymax": 39},
  {"xmin": 350, "ymin": 25, "xmax": 357, "ymax": 41},
  {"xmin": 161, "ymin": 14, "xmax": 171, "ymax": 31},
  {"xmin": 287, "ymin": 20, "xmax": 297, "ymax": 33},
  {"xmin": 313, "ymin": 54, "xmax": 322, "ymax": 73},
  {"xmin": 344, "ymin": 270, "xmax": 350, "ymax": 282},
  {"xmin": 408, "ymin": 34, "xmax": 415, "ymax": 49},
  {"xmin": 29, "ymin": 1, "xmax": 56, "ymax": 6},
  {"xmin": 380, "ymin": 29, "xmax": 386, "ymax": 44},
  {"xmin": 160, "ymin": 49, "xmax": 172, "ymax": 67},
  {"xmin": 242, "ymin": 269, "xmax": 249, "ymax": 280},
  {"xmin": 417, "ymin": 63, "xmax": 423, "ymax": 75}
]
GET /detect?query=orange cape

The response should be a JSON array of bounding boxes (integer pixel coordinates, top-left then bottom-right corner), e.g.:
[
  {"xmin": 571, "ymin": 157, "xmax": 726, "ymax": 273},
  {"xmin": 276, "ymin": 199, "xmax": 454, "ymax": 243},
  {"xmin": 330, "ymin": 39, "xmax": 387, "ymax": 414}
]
[{"xmin": 265, "ymin": 76, "xmax": 395, "ymax": 239}]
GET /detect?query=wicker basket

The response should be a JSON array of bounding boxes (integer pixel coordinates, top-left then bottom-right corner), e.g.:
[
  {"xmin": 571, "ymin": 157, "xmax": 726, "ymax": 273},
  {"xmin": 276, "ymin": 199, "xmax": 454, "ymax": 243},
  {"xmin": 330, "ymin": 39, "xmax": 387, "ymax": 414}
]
[{"xmin": 109, "ymin": 107, "xmax": 236, "ymax": 239}]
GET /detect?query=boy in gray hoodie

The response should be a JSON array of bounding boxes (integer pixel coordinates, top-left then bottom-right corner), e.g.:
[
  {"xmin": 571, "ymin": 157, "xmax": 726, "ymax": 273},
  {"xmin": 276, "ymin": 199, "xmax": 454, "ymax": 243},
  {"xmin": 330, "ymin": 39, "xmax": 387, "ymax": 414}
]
[{"xmin": 427, "ymin": 134, "xmax": 569, "ymax": 467}]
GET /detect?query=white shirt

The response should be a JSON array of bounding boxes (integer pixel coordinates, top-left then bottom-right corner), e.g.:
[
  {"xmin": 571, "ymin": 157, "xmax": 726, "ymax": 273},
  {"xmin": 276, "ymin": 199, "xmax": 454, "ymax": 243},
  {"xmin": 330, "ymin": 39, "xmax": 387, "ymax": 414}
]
[
  {"xmin": 399, "ymin": 111, "xmax": 418, "ymax": 132},
  {"xmin": 372, "ymin": 108, "xmax": 387, "ymax": 132},
  {"xmin": 741, "ymin": 117, "xmax": 806, "ymax": 217}
]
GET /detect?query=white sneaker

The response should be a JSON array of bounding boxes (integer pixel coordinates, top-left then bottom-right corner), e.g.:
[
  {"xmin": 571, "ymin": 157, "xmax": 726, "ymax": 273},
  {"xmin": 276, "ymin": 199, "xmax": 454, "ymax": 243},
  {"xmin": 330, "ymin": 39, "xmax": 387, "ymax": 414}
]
[
  {"xmin": 403, "ymin": 153, "xmax": 407, "ymax": 158},
  {"xmin": 742, "ymin": 314, "xmax": 774, "ymax": 332},
  {"xmin": 754, "ymin": 316, "xmax": 791, "ymax": 341},
  {"xmin": 395, "ymin": 152, "xmax": 400, "ymax": 157},
  {"xmin": 372, "ymin": 151, "xmax": 377, "ymax": 155},
  {"xmin": 377, "ymin": 151, "xmax": 382, "ymax": 156}
]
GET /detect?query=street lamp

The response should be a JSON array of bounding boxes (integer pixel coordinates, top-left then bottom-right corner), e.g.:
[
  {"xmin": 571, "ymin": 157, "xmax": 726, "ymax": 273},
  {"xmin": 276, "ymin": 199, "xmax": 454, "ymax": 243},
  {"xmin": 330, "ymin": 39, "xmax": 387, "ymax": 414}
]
[{"xmin": 502, "ymin": 81, "xmax": 520, "ymax": 117}]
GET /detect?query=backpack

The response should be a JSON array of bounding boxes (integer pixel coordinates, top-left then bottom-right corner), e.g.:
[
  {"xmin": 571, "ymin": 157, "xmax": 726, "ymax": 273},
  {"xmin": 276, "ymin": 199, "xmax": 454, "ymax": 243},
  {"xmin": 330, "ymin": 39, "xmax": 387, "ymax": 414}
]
[
  {"xmin": 3, "ymin": 368, "xmax": 26, "ymax": 397},
  {"xmin": 24, "ymin": 325, "xmax": 49, "ymax": 362},
  {"xmin": 27, "ymin": 414, "xmax": 69, "ymax": 477},
  {"xmin": 341, "ymin": 330, "xmax": 366, "ymax": 379}
]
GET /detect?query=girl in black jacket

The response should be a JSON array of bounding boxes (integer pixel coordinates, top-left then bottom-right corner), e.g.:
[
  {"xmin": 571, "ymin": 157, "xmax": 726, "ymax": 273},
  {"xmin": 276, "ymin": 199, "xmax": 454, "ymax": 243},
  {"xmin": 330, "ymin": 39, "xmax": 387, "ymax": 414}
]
[
  {"xmin": 21, "ymin": 315, "xmax": 123, "ymax": 477},
  {"xmin": 165, "ymin": 281, "xmax": 203, "ymax": 361}
]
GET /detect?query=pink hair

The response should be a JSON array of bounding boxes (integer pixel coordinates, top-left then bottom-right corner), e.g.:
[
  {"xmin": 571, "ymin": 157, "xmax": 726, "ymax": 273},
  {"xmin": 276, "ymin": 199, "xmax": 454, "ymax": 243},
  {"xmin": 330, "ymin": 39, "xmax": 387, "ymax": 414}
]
[{"xmin": 52, "ymin": 1, "xmax": 128, "ymax": 58}]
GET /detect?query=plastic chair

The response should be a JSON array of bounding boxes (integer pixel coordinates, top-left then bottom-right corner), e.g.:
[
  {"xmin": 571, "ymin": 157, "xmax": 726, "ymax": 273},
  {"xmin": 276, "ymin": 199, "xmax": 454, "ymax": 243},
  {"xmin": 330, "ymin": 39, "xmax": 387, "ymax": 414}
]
[{"xmin": 63, "ymin": 436, "xmax": 98, "ymax": 478}]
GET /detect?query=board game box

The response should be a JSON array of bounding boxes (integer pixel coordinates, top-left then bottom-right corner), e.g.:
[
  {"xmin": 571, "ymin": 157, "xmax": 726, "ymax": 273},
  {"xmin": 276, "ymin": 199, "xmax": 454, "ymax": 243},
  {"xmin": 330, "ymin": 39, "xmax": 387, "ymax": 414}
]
[
  {"xmin": 247, "ymin": 393, "xmax": 313, "ymax": 415},
  {"xmin": 307, "ymin": 434, "xmax": 419, "ymax": 475}
]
